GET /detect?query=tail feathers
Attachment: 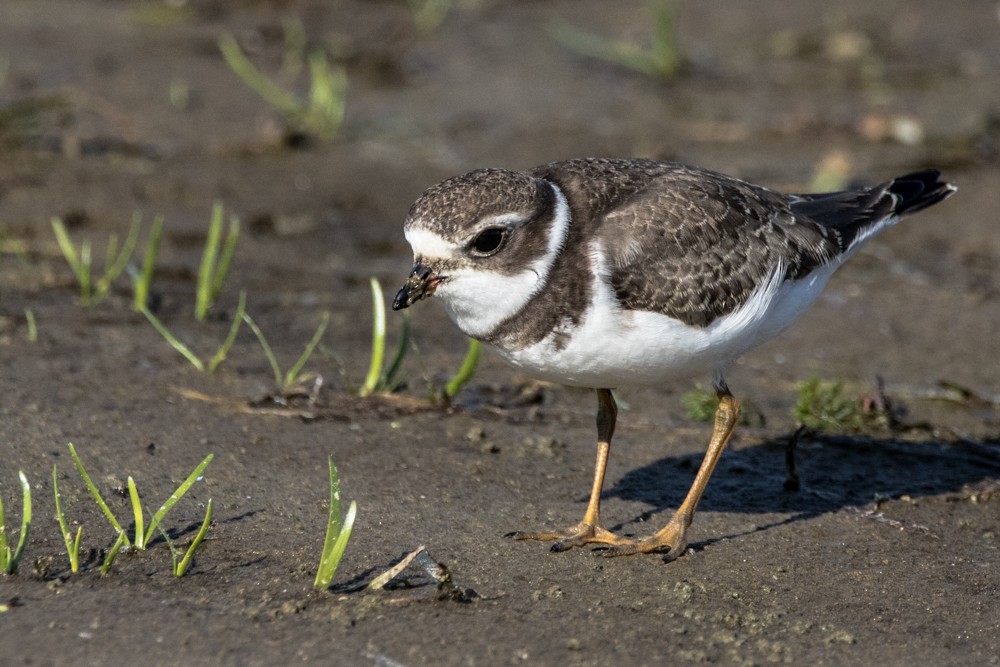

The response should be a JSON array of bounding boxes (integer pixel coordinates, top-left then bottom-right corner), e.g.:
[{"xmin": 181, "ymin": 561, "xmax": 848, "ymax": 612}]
[{"xmin": 790, "ymin": 170, "xmax": 956, "ymax": 252}]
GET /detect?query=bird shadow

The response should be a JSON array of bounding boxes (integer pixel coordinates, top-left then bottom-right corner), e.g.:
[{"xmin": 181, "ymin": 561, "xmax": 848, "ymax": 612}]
[{"xmin": 602, "ymin": 431, "xmax": 1000, "ymax": 540}]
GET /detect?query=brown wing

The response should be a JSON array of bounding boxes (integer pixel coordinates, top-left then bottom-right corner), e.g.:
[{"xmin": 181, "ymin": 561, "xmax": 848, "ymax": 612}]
[{"xmin": 595, "ymin": 166, "xmax": 840, "ymax": 327}]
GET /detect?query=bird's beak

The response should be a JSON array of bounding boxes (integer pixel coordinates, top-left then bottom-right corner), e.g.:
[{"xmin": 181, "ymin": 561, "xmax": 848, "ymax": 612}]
[{"xmin": 392, "ymin": 263, "xmax": 442, "ymax": 310}]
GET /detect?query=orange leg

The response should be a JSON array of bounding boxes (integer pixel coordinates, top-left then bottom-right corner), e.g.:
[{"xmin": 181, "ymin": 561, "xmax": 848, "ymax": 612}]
[
  {"xmin": 508, "ymin": 388, "xmax": 631, "ymax": 551},
  {"xmin": 603, "ymin": 385, "xmax": 741, "ymax": 560}
]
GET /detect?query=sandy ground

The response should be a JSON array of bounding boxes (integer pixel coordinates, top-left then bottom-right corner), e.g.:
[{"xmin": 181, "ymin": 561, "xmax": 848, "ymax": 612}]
[{"xmin": 1, "ymin": 1, "xmax": 998, "ymax": 665}]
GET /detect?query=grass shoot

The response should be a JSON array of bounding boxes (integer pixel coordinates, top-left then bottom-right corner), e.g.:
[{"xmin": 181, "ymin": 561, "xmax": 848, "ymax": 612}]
[
  {"xmin": 551, "ymin": 0, "xmax": 682, "ymax": 80},
  {"xmin": 219, "ymin": 29, "xmax": 348, "ymax": 141},
  {"xmin": 67, "ymin": 443, "xmax": 213, "ymax": 552},
  {"xmin": 158, "ymin": 498, "xmax": 213, "ymax": 577},
  {"xmin": 195, "ymin": 202, "xmax": 240, "ymax": 321},
  {"xmin": 443, "ymin": 339, "xmax": 481, "ymax": 400},
  {"xmin": 53, "ymin": 465, "xmax": 82, "ymax": 573},
  {"xmin": 142, "ymin": 291, "xmax": 246, "ymax": 373},
  {"xmin": 314, "ymin": 456, "xmax": 357, "ymax": 590},
  {"xmin": 51, "ymin": 213, "xmax": 141, "ymax": 306},
  {"xmin": 243, "ymin": 310, "xmax": 330, "ymax": 395},
  {"xmin": 0, "ymin": 471, "xmax": 31, "ymax": 574},
  {"xmin": 24, "ymin": 308, "xmax": 36, "ymax": 342},
  {"xmin": 131, "ymin": 214, "xmax": 164, "ymax": 312},
  {"xmin": 359, "ymin": 277, "xmax": 410, "ymax": 396}
]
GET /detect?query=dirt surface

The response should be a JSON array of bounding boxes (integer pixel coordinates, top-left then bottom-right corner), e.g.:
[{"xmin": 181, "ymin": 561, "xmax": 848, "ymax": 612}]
[{"xmin": 1, "ymin": 1, "xmax": 999, "ymax": 665}]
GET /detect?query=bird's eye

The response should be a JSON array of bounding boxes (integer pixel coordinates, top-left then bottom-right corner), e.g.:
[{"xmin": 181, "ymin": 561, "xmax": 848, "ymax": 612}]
[{"xmin": 471, "ymin": 228, "xmax": 507, "ymax": 255}]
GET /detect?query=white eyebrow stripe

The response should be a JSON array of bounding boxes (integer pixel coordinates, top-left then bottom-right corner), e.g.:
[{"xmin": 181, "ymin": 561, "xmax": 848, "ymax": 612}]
[
  {"xmin": 479, "ymin": 212, "xmax": 529, "ymax": 228},
  {"xmin": 404, "ymin": 226, "xmax": 461, "ymax": 259}
]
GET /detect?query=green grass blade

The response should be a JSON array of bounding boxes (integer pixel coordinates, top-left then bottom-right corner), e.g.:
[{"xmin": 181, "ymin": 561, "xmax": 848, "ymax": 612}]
[
  {"xmin": 314, "ymin": 456, "xmax": 343, "ymax": 589},
  {"xmin": 100, "ymin": 531, "xmax": 126, "ymax": 574},
  {"xmin": 133, "ymin": 214, "xmax": 164, "ymax": 312},
  {"xmin": 6, "ymin": 471, "xmax": 31, "ymax": 574},
  {"xmin": 196, "ymin": 202, "xmax": 223, "ymax": 321},
  {"xmin": 24, "ymin": 308, "xmax": 36, "ymax": 342},
  {"xmin": 51, "ymin": 217, "xmax": 86, "ymax": 289},
  {"xmin": 175, "ymin": 498, "xmax": 212, "ymax": 577},
  {"xmin": 305, "ymin": 51, "xmax": 347, "ymax": 140},
  {"xmin": 210, "ymin": 215, "xmax": 239, "ymax": 304},
  {"xmin": 53, "ymin": 464, "xmax": 80, "ymax": 573},
  {"xmin": 284, "ymin": 312, "xmax": 330, "ymax": 388},
  {"xmin": 0, "ymin": 491, "xmax": 8, "ymax": 569},
  {"xmin": 219, "ymin": 33, "xmax": 300, "ymax": 116},
  {"xmin": 313, "ymin": 456, "xmax": 358, "ymax": 590},
  {"xmin": 207, "ymin": 291, "xmax": 246, "ymax": 373},
  {"xmin": 359, "ymin": 277, "xmax": 386, "ymax": 397},
  {"xmin": 141, "ymin": 307, "xmax": 206, "ymax": 372},
  {"xmin": 316, "ymin": 500, "xmax": 356, "ymax": 590},
  {"xmin": 383, "ymin": 310, "xmax": 410, "ymax": 390},
  {"xmin": 242, "ymin": 310, "xmax": 282, "ymax": 388},
  {"xmin": 68, "ymin": 443, "xmax": 130, "ymax": 548},
  {"xmin": 127, "ymin": 476, "xmax": 145, "ymax": 549},
  {"xmin": 142, "ymin": 453, "xmax": 213, "ymax": 546},
  {"xmin": 79, "ymin": 240, "xmax": 92, "ymax": 304},
  {"xmin": 445, "ymin": 339, "xmax": 481, "ymax": 398},
  {"xmin": 157, "ymin": 523, "xmax": 181, "ymax": 573}
]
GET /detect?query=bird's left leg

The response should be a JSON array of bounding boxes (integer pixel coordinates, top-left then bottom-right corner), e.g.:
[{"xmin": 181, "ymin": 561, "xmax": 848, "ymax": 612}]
[
  {"xmin": 603, "ymin": 379, "xmax": 740, "ymax": 560},
  {"xmin": 508, "ymin": 388, "xmax": 632, "ymax": 551}
]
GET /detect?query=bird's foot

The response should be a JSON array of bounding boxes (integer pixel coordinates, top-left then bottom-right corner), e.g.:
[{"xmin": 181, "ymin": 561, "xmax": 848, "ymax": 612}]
[
  {"xmin": 599, "ymin": 514, "xmax": 690, "ymax": 561},
  {"xmin": 506, "ymin": 521, "xmax": 632, "ymax": 553}
]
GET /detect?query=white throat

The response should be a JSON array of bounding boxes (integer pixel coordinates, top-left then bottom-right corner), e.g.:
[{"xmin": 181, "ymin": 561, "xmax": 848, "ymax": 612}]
[{"xmin": 407, "ymin": 182, "xmax": 571, "ymax": 339}]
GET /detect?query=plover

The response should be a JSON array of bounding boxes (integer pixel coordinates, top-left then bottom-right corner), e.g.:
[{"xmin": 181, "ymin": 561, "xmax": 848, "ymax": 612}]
[{"xmin": 392, "ymin": 157, "xmax": 955, "ymax": 561}]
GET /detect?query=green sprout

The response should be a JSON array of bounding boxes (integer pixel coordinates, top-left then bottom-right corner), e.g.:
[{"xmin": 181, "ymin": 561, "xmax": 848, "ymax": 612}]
[
  {"xmin": 142, "ymin": 291, "xmax": 246, "ymax": 373},
  {"xmin": 314, "ymin": 455, "xmax": 357, "ymax": 590},
  {"xmin": 67, "ymin": 443, "xmax": 213, "ymax": 552},
  {"xmin": 243, "ymin": 310, "xmax": 330, "ymax": 395},
  {"xmin": 551, "ymin": 0, "xmax": 683, "ymax": 80},
  {"xmin": 53, "ymin": 465, "xmax": 83, "ymax": 573},
  {"xmin": 24, "ymin": 308, "xmax": 36, "ymax": 342},
  {"xmin": 158, "ymin": 498, "xmax": 213, "ymax": 577},
  {"xmin": 51, "ymin": 214, "xmax": 141, "ymax": 306},
  {"xmin": 793, "ymin": 377, "xmax": 865, "ymax": 432},
  {"xmin": 359, "ymin": 277, "xmax": 410, "ymax": 396},
  {"xmin": 100, "ymin": 531, "xmax": 127, "ymax": 575},
  {"xmin": 219, "ymin": 28, "xmax": 348, "ymax": 141},
  {"xmin": 0, "ymin": 471, "xmax": 31, "ymax": 574},
  {"xmin": 195, "ymin": 202, "xmax": 239, "ymax": 321},
  {"xmin": 443, "ymin": 339, "xmax": 481, "ymax": 400},
  {"xmin": 132, "ymin": 214, "xmax": 164, "ymax": 312}
]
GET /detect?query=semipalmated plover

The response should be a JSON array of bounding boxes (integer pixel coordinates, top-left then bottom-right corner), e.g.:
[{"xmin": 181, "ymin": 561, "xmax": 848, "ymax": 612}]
[{"xmin": 393, "ymin": 157, "xmax": 955, "ymax": 561}]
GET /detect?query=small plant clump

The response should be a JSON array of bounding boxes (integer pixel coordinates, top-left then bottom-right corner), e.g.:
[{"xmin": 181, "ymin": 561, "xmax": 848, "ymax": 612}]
[
  {"xmin": 67, "ymin": 443, "xmax": 213, "ymax": 556},
  {"xmin": 551, "ymin": 0, "xmax": 683, "ymax": 81},
  {"xmin": 219, "ymin": 23, "xmax": 348, "ymax": 142},
  {"xmin": 314, "ymin": 455, "xmax": 357, "ymax": 590},
  {"xmin": 243, "ymin": 310, "xmax": 330, "ymax": 397},
  {"xmin": 196, "ymin": 202, "xmax": 240, "ymax": 321},
  {"xmin": 681, "ymin": 384, "xmax": 718, "ymax": 423},
  {"xmin": 142, "ymin": 291, "xmax": 246, "ymax": 373},
  {"xmin": 51, "ymin": 214, "xmax": 142, "ymax": 306},
  {"xmin": 793, "ymin": 377, "xmax": 867, "ymax": 432}
]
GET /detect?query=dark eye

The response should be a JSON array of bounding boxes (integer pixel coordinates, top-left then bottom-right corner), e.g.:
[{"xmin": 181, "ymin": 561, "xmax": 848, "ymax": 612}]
[{"xmin": 472, "ymin": 228, "xmax": 507, "ymax": 255}]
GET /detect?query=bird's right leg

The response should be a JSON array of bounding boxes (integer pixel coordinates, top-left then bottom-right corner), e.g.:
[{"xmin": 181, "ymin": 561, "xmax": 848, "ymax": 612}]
[{"xmin": 507, "ymin": 388, "xmax": 632, "ymax": 551}]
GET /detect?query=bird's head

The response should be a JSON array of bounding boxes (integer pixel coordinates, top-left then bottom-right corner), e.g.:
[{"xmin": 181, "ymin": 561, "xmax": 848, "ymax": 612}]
[{"xmin": 392, "ymin": 168, "xmax": 570, "ymax": 339}]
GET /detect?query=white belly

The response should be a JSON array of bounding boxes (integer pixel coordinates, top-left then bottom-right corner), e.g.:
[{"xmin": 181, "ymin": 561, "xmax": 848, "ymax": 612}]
[{"xmin": 489, "ymin": 261, "xmax": 840, "ymax": 388}]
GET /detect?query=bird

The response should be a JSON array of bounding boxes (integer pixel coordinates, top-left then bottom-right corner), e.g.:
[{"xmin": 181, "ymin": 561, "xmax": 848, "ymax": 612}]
[{"xmin": 391, "ymin": 157, "xmax": 955, "ymax": 561}]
